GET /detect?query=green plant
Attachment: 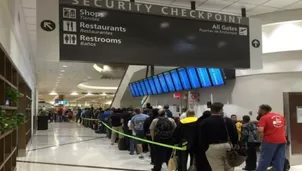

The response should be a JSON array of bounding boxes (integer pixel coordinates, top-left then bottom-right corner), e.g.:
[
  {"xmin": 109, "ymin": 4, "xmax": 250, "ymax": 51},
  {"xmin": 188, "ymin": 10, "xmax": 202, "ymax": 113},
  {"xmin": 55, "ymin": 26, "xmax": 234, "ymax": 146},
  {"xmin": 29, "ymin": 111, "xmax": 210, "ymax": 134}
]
[
  {"xmin": 38, "ymin": 109, "xmax": 48, "ymax": 116},
  {"xmin": 0, "ymin": 109, "xmax": 25, "ymax": 132},
  {"xmin": 5, "ymin": 87, "xmax": 23, "ymax": 103}
]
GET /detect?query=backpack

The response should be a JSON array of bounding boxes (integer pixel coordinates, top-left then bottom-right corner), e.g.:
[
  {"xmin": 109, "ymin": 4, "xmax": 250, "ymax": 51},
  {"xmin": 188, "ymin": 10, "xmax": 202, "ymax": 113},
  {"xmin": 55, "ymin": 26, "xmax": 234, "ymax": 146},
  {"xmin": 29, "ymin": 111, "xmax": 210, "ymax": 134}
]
[
  {"xmin": 247, "ymin": 123, "xmax": 259, "ymax": 143},
  {"xmin": 155, "ymin": 118, "xmax": 174, "ymax": 140}
]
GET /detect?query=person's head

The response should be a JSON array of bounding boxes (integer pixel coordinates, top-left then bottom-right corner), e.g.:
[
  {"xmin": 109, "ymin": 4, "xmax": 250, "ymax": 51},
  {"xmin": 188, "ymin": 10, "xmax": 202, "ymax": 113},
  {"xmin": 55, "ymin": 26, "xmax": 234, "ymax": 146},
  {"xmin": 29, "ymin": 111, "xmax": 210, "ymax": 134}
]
[
  {"xmin": 258, "ymin": 104, "xmax": 272, "ymax": 116},
  {"xmin": 198, "ymin": 110, "xmax": 211, "ymax": 122},
  {"xmin": 202, "ymin": 110, "xmax": 211, "ymax": 118},
  {"xmin": 134, "ymin": 108, "xmax": 141, "ymax": 115},
  {"xmin": 186, "ymin": 109, "xmax": 195, "ymax": 117},
  {"xmin": 242, "ymin": 115, "xmax": 250, "ymax": 124},
  {"xmin": 146, "ymin": 103, "xmax": 153, "ymax": 109},
  {"xmin": 164, "ymin": 104, "xmax": 169, "ymax": 110},
  {"xmin": 182, "ymin": 108, "xmax": 188, "ymax": 113},
  {"xmin": 151, "ymin": 108, "xmax": 159, "ymax": 118},
  {"xmin": 231, "ymin": 114, "xmax": 237, "ymax": 122},
  {"xmin": 158, "ymin": 109, "xmax": 166, "ymax": 117},
  {"xmin": 210, "ymin": 102, "xmax": 224, "ymax": 115}
]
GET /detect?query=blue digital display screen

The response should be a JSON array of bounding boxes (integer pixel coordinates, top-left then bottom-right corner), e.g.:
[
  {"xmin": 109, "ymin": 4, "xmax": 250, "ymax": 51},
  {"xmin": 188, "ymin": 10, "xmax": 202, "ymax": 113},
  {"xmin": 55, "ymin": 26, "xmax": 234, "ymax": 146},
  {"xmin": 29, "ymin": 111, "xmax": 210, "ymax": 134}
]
[
  {"xmin": 186, "ymin": 67, "xmax": 201, "ymax": 89},
  {"xmin": 177, "ymin": 68, "xmax": 191, "ymax": 90},
  {"xmin": 164, "ymin": 72, "xmax": 175, "ymax": 92},
  {"xmin": 158, "ymin": 74, "xmax": 169, "ymax": 93},
  {"xmin": 144, "ymin": 79, "xmax": 153, "ymax": 95},
  {"xmin": 170, "ymin": 70, "xmax": 183, "ymax": 91},
  {"xmin": 153, "ymin": 76, "xmax": 163, "ymax": 94},
  {"xmin": 139, "ymin": 81, "xmax": 148, "ymax": 95},
  {"xmin": 135, "ymin": 82, "xmax": 143, "ymax": 96},
  {"xmin": 208, "ymin": 68, "xmax": 225, "ymax": 86},
  {"xmin": 129, "ymin": 83, "xmax": 136, "ymax": 97},
  {"xmin": 132, "ymin": 83, "xmax": 140, "ymax": 96},
  {"xmin": 148, "ymin": 77, "xmax": 158, "ymax": 95},
  {"xmin": 196, "ymin": 68, "xmax": 212, "ymax": 88}
]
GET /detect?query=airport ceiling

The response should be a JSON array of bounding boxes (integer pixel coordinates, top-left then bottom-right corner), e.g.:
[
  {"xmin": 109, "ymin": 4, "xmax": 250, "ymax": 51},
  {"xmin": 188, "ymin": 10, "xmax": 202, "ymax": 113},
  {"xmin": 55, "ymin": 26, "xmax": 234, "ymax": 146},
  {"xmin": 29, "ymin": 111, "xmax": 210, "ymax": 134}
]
[{"xmin": 21, "ymin": 0, "xmax": 302, "ymax": 103}]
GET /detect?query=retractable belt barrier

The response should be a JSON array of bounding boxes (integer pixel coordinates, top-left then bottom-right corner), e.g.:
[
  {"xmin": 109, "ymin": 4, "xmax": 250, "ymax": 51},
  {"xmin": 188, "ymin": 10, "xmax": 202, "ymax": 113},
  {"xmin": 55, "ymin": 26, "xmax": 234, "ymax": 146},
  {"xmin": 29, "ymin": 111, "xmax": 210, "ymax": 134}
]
[{"xmin": 81, "ymin": 117, "xmax": 187, "ymax": 151}]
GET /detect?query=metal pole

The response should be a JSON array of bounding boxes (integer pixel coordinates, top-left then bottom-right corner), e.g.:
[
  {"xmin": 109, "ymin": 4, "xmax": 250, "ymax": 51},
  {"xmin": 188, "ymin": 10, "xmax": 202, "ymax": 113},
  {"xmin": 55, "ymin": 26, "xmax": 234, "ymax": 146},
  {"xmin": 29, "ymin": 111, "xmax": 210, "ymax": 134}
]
[
  {"xmin": 145, "ymin": 65, "xmax": 149, "ymax": 78},
  {"xmin": 150, "ymin": 66, "xmax": 155, "ymax": 76},
  {"xmin": 191, "ymin": 1, "xmax": 196, "ymax": 10},
  {"xmin": 241, "ymin": 8, "xmax": 246, "ymax": 17}
]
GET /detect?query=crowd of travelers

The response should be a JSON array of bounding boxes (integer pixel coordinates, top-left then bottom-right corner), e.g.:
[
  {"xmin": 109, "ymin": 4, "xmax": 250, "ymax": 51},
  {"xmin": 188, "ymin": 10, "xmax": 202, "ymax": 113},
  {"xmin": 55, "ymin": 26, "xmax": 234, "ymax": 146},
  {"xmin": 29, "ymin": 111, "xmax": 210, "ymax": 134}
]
[{"xmin": 78, "ymin": 103, "xmax": 289, "ymax": 171}]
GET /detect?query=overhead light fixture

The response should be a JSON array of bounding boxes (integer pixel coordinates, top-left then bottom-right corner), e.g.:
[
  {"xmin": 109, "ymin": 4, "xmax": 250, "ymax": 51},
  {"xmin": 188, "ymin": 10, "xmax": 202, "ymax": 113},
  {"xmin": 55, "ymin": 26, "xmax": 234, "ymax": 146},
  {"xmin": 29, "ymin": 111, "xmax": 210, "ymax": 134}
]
[
  {"xmin": 71, "ymin": 92, "xmax": 79, "ymax": 96},
  {"xmin": 63, "ymin": 65, "xmax": 68, "ymax": 68},
  {"xmin": 101, "ymin": 92, "xmax": 107, "ymax": 96},
  {"xmin": 93, "ymin": 64, "xmax": 103, "ymax": 73},
  {"xmin": 87, "ymin": 92, "xmax": 93, "ymax": 96},
  {"xmin": 61, "ymin": 70, "xmax": 65, "ymax": 72},
  {"xmin": 78, "ymin": 84, "xmax": 118, "ymax": 90},
  {"xmin": 49, "ymin": 91, "xmax": 58, "ymax": 96},
  {"xmin": 87, "ymin": 77, "xmax": 91, "ymax": 79}
]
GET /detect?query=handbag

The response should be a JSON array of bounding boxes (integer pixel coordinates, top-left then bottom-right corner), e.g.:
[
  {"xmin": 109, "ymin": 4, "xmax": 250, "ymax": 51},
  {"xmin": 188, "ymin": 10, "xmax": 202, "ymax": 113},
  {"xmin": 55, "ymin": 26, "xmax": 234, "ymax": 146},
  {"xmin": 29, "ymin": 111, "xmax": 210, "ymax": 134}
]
[
  {"xmin": 168, "ymin": 149, "xmax": 178, "ymax": 171},
  {"xmin": 224, "ymin": 119, "xmax": 247, "ymax": 167}
]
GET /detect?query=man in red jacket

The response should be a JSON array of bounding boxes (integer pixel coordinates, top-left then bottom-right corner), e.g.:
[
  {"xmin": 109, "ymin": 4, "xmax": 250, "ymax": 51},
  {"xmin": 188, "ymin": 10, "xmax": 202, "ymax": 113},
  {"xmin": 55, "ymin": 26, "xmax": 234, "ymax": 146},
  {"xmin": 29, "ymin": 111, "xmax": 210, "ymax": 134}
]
[{"xmin": 256, "ymin": 104, "xmax": 287, "ymax": 171}]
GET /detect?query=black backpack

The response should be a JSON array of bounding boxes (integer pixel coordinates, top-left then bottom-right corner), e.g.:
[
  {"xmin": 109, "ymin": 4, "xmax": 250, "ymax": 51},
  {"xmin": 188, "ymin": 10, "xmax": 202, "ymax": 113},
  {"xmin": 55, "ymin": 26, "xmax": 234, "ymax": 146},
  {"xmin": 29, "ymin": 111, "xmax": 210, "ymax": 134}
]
[{"xmin": 155, "ymin": 117, "xmax": 174, "ymax": 140}]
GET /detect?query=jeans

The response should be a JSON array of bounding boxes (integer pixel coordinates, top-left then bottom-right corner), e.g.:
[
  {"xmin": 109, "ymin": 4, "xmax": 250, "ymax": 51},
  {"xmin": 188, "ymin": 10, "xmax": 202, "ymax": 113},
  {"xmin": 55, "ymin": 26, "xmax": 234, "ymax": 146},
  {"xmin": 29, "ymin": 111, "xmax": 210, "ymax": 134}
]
[
  {"xmin": 256, "ymin": 142, "xmax": 286, "ymax": 171},
  {"xmin": 130, "ymin": 138, "xmax": 137, "ymax": 154}
]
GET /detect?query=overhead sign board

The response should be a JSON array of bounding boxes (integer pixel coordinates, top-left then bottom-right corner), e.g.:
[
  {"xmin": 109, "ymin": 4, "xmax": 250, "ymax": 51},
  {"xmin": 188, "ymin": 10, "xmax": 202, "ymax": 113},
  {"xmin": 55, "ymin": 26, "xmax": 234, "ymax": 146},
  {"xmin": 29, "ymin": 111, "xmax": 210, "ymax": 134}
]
[{"xmin": 37, "ymin": 0, "xmax": 262, "ymax": 69}]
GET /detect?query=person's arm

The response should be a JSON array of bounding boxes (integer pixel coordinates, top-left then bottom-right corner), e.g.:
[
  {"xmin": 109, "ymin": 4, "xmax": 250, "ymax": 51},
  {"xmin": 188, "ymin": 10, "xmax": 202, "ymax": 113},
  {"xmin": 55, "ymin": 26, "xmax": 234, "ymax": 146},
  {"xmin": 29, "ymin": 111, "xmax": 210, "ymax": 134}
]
[
  {"xmin": 227, "ymin": 119, "xmax": 238, "ymax": 145},
  {"xmin": 258, "ymin": 117, "xmax": 266, "ymax": 139},
  {"xmin": 150, "ymin": 119, "xmax": 156, "ymax": 140},
  {"xmin": 130, "ymin": 117, "xmax": 134, "ymax": 130}
]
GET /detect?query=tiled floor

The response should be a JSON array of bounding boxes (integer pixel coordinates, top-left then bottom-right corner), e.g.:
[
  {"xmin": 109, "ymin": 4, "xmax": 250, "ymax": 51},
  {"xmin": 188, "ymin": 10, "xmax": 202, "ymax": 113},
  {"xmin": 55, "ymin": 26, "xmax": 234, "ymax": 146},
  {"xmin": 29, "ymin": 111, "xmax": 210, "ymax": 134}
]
[{"xmin": 16, "ymin": 122, "xmax": 302, "ymax": 171}]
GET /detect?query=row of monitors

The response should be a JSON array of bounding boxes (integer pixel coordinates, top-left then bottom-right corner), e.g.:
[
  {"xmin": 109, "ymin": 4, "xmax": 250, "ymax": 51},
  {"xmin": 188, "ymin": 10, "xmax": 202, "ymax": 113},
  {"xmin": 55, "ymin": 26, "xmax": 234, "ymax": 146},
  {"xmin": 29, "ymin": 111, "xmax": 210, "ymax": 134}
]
[{"xmin": 129, "ymin": 67, "xmax": 225, "ymax": 97}]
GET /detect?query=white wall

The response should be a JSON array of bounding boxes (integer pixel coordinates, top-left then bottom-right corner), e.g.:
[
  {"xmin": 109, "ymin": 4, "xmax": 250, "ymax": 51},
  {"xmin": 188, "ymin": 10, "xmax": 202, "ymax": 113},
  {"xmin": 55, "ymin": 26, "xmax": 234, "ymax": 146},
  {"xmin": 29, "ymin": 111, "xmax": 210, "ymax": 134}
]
[{"xmin": 0, "ymin": 0, "xmax": 36, "ymax": 89}]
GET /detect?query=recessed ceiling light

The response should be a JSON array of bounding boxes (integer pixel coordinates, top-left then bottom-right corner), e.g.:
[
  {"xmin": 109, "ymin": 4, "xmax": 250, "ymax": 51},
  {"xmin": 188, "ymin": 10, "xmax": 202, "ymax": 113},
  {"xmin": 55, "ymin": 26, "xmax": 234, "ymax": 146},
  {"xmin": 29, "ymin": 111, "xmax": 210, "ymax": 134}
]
[
  {"xmin": 87, "ymin": 92, "xmax": 93, "ymax": 96},
  {"xmin": 61, "ymin": 70, "xmax": 65, "ymax": 72},
  {"xmin": 87, "ymin": 77, "xmax": 91, "ymax": 79},
  {"xmin": 49, "ymin": 91, "xmax": 58, "ymax": 96},
  {"xmin": 101, "ymin": 92, "xmax": 107, "ymax": 96},
  {"xmin": 63, "ymin": 65, "xmax": 68, "ymax": 68}
]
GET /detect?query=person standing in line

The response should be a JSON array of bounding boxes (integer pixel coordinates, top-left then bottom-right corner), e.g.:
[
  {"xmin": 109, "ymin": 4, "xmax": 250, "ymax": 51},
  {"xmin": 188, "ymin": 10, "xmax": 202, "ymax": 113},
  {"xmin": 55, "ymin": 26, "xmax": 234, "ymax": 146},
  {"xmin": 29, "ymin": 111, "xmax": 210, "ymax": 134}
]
[
  {"xmin": 110, "ymin": 109, "xmax": 123, "ymax": 145},
  {"xmin": 143, "ymin": 108, "xmax": 159, "ymax": 164},
  {"xmin": 241, "ymin": 115, "xmax": 258, "ymax": 171},
  {"xmin": 164, "ymin": 105, "xmax": 173, "ymax": 118},
  {"xmin": 128, "ymin": 112, "xmax": 138, "ymax": 155},
  {"xmin": 231, "ymin": 114, "xmax": 243, "ymax": 140},
  {"xmin": 179, "ymin": 108, "xmax": 188, "ymax": 120},
  {"xmin": 174, "ymin": 109, "xmax": 198, "ymax": 171},
  {"xmin": 196, "ymin": 110, "xmax": 212, "ymax": 171},
  {"xmin": 256, "ymin": 104, "xmax": 287, "ymax": 171},
  {"xmin": 199, "ymin": 102, "xmax": 238, "ymax": 171},
  {"xmin": 76, "ymin": 108, "xmax": 81, "ymax": 123},
  {"xmin": 150, "ymin": 109, "xmax": 177, "ymax": 171},
  {"xmin": 130, "ymin": 108, "xmax": 149, "ymax": 159}
]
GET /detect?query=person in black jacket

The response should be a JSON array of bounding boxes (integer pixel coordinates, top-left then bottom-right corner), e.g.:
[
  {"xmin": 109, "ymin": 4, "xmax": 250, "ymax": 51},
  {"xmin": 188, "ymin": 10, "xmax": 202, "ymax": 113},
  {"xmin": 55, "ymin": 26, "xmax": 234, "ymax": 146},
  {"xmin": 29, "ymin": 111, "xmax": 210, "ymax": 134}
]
[
  {"xmin": 199, "ymin": 102, "xmax": 238, "ymax": 171},
  {"xmin": 174, "ymin": 109, "xmax": 198, "ymax": 171},
  {"xmin": 143, "ymin": 108, "xmax": 159, "ymax": 164}
]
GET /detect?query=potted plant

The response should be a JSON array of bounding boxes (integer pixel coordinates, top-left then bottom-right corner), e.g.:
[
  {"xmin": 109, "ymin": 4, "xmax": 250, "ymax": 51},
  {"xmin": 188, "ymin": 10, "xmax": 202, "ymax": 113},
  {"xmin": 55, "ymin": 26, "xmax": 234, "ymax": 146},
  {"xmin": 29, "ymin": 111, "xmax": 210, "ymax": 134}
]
[
  {"xmin": 37, "ymin": 109, "xmax": 49, "ymax": 130},
  {"xmin": 0, "ymin": 109, "xmax": 24, "ymax": 134},
  {"xmin": 5, "ymin": 87, "xmax": 23, "ymax": 106}
]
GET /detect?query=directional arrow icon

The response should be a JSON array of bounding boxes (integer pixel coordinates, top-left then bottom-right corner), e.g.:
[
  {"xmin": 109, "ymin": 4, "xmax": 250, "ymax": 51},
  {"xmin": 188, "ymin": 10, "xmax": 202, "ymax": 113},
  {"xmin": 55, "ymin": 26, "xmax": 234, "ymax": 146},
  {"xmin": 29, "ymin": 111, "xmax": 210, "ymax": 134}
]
[
  {"xmin": 41, "ymin": 20, "xmax": 56, "ymax": 32},
  {"xmin": 252, "ymin": 39, "xmax": 260, "ymax": 48}
]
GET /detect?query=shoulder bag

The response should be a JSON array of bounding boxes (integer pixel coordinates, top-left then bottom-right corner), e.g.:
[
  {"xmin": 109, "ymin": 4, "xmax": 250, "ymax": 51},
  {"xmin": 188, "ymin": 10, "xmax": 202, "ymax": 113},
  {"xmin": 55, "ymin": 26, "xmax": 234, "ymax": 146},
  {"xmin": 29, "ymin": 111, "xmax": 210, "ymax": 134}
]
[{"xmin": 224, "ymin": 118, "xmax": 247, "ymax": 167}]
